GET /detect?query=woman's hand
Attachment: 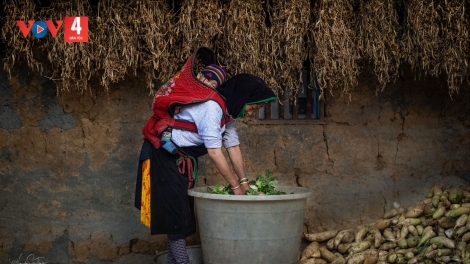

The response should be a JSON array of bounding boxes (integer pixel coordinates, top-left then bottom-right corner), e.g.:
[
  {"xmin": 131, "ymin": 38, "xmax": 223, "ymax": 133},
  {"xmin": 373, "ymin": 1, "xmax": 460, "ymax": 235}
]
[
  {"xmin": 232, "ymin": 187, "xmax": 245, "ymax": 195},
  {"xmin": 207, "ymin": 148, "xmax": 241, "ymax": 190},
  {"xmin": 240, "ymin": 182, "xmax": 250, "ymax": 193},
  {"xmin": 206, "ymin": 147, "xmax": 248, "ymax": 195},
  {"xmin": 226, "ymin": 146, "xmax": 250, "ymax": 195}
]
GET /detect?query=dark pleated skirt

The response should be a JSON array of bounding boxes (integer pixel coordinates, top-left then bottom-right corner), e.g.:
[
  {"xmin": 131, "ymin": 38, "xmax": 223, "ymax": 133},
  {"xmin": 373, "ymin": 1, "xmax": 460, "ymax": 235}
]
[{"xmin": 135, "ymin": 140, "xmax": 197, "ymax": 239}]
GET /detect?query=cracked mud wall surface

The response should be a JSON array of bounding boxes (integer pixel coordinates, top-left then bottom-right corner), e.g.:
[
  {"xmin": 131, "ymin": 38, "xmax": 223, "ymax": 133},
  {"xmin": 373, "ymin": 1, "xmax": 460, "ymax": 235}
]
[
  {"xmin": 1, "ymin": 63, "xmax": 469, "ymax": 263},
  {"xmin": 237, "ymin": 72, "xmax": 470, "ymax": 234}
]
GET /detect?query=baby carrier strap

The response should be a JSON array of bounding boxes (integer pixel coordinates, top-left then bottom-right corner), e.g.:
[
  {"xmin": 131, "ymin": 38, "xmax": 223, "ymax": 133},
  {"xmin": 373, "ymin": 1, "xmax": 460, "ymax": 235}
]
[{"xmin": 142, "ymin": 47, "xmax": 230, "ymax": 149}]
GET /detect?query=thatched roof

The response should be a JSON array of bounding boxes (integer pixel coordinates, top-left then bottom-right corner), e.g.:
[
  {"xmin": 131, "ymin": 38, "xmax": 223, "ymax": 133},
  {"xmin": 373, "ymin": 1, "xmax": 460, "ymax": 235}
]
[{"xmin": 1, "ymin": 0, "xmax": 468, "ymax": 100}]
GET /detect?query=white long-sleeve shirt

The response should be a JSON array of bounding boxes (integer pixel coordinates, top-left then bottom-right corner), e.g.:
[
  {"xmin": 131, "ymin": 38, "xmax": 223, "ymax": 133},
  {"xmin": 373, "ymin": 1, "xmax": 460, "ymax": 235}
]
[{"xmin": 171, "ymin": 100, "xmax": 239, "ymax": 149}]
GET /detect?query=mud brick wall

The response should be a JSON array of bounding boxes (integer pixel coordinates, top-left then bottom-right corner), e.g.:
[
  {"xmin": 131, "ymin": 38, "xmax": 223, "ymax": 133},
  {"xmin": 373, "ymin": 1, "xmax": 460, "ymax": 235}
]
[{"xmin": 1, "ymin": 61, "xmax": 469, "ymax": 263}]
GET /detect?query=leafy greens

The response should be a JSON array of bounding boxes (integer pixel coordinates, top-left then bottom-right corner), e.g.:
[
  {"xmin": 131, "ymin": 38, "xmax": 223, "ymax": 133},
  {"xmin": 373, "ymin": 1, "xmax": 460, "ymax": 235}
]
[{"xmin": 207, "ymin": 170, "xmax": 286, "ymax": 195}]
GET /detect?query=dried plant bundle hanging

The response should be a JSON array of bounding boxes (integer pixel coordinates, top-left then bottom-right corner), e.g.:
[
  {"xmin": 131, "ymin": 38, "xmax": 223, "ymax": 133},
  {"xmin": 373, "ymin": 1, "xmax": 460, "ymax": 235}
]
[
  {"xmin": 132, "ymin": 0, "xmax": 175, "ymax": 92},
  {"xmin": 311, "ymin": 0, "xmax": 360, "ymax": 98},
  {"xmin": 218, "ymin": 0, "xmax": 266, "ymax": 78},
  {"xmin": 174, "ymin": 0, "xmax": 223, "ymax": 66},
  {"xmin": 401, "ymin": 0, "xmax": 442, "ymax": 79},
  {"xmin": 358, "ymin": 0, "xmax": 400, "ymax": 92},
  {"xmin": 263, "ymin": 0, "xmax": 311, "ymax": 98},
  {"xmin": 93, "ymin": 0, "xmax": 140, "ymax": 90},
  {"xmin": 41, "ymin": 0, "xmax": 92, "ymax": 93},
  {"xmin": 438, "ymin": 0, "xmax": 469, "ymax": 96},
  {"xmin": 2, "ymin": 0, "xmax": 40, "ymax": 78},
  {"xmin": 402, "ymin": 0, "xmax": 469, "ymax": 96},
  {"xmin": 1, "ymin": 0, "xmax": 469, "ymax": 97}
]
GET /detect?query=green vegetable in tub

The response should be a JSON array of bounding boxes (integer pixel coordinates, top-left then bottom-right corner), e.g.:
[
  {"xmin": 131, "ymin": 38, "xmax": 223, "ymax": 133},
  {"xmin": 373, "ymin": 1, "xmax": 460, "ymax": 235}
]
[
  {"xmin": 207, "ymin": 170, "xmax": 286, "ymax": 195},
  {"xmin": 247, "ymin": 170, "xmax": 286, "ymax": 195},
  {"xmin": 245, "ymin": 188, "xmax": 260, "ymax": 195},
  {"xmin": 207, "ymin": 184, "xmax": 232, "ymax": 194}
]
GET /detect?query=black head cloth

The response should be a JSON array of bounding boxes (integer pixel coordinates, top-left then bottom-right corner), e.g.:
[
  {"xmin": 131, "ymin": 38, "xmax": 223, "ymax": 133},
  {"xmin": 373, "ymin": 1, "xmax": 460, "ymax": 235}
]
[{"xmin": 216, "ymin": 73, "xmax": 276, "ymax": 118}]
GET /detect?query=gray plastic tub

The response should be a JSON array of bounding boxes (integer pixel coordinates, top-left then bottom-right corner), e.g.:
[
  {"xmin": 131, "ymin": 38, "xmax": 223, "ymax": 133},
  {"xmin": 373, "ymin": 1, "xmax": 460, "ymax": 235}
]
[{"xmin": 188, "ymin": 186, "xmax": 313, "ymax": 264}]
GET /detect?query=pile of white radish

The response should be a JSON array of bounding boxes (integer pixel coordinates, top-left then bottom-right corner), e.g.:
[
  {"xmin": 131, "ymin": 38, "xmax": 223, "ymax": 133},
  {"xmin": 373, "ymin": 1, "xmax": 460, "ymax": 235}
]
[{"xmin": 300, "ymin": 185, "xmax": 470, "ymax": 264}]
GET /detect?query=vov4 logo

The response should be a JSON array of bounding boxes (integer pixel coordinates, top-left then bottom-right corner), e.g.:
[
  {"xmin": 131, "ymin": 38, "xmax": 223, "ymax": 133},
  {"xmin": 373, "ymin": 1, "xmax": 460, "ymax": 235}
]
[{"xmin": 16, "ymin": 16, "xmax": 88, "ymax": 42}]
